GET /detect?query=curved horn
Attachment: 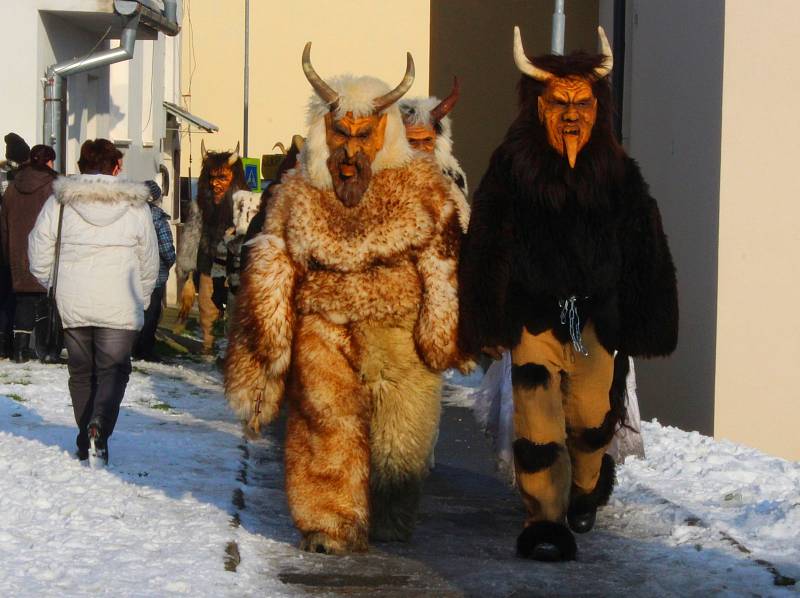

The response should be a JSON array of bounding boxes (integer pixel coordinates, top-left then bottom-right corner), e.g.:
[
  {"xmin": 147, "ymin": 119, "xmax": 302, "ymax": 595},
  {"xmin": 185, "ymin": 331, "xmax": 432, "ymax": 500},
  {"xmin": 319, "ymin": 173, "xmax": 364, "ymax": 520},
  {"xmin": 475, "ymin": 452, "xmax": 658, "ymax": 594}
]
[
  {"xmin": 228, "ymin": 141, "xmax": 240, "ymax": 165},
  {"xmin": 513, "ymin": 26, "xmax": 553, "ymax": 82},
  {"xmin": 200, "ymin": 138, "xmax": 208, "ymax": 160},
  {"xmin": 373, "ymin": 53, "xmax": 416, "ymax": 114},
  {"xmin": 430, "ymin": 76, "xmax": 461, "ymax": 123},
  {"xmin": 302, "ymin": 42, "xmax": 340, "ymax": 110},
  {"xmin": 594, "ymin": 26, "xmax": 614, "ymax": 78},
  {"xmin": 291, "ymin": 134, "xmax": 305, "ymax": 151},
  {"xmin": 272, "ymin": 142, "xmax": 287, "ymax": 154}
]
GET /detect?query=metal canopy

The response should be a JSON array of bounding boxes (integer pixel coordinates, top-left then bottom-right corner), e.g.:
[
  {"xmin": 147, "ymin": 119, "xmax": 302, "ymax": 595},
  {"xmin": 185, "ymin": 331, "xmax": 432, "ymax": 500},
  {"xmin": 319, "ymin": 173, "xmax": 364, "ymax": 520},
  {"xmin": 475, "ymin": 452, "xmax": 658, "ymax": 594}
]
[{"xmin": 162, "ymin": 101, "xmax": 219, "ymax": 133}]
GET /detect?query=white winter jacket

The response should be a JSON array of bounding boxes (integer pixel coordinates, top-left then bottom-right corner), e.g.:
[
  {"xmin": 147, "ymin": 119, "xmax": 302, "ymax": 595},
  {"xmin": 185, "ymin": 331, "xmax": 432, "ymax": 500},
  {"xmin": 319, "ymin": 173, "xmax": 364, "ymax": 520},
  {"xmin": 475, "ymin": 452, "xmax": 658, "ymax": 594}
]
[{"xmin": 28, "ymin": 174, "xmax": 159, "ymax": 331}]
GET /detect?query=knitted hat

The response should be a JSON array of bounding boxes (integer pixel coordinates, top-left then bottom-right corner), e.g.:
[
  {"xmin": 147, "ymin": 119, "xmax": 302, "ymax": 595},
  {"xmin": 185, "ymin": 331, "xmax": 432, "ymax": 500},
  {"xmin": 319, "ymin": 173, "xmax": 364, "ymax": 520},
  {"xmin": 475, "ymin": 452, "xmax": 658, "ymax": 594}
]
[
  {"xmin": 4, "ymin": 133, "xmax": 30, "ymax": 164},
  {"xmin": 143, "ymin": 179, "xmax": 162, "ymax": 203}
]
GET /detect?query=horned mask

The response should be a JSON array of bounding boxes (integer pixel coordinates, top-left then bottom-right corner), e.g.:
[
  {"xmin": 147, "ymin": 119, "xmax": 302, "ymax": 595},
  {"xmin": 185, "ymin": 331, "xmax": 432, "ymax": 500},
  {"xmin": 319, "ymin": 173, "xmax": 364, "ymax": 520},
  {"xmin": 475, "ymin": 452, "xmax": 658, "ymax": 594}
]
[
  {"xmin": 201, "ymin": 139, "xmax": 241, "ymax": 201},
  {"xmin": 513, "ymin": 26, "xmax": 613, "ymax": 168},
  {"xmin": 302, "ymin": 42, "xmax": 415, "ymax": 206},
  {"xmin": 401, "ymin": 77, "xmax": 460, "ymax": 153}
]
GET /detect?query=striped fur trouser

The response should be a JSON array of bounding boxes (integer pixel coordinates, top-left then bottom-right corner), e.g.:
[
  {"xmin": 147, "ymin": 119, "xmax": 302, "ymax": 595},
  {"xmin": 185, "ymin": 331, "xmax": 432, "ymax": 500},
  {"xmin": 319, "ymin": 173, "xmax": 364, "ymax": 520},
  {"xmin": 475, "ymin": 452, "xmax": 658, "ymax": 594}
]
[{"xmin": 511, "ymin": 323, "xmax": 615, "ymax": 525}]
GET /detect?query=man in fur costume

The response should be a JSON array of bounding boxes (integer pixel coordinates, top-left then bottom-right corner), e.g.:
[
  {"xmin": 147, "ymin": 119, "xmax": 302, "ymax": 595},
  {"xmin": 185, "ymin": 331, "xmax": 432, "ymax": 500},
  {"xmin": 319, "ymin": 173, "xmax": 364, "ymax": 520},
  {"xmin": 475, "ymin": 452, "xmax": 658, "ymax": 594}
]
[
  {"xmin": 175, "ymin": 142, "xmax": 247, "ymax": 352},
  {"xmin": 459, "ymin": 27, "xmax": 678, "ymax": 561},
  {"xmin": 225, "ymin": 44, "xmax": 466, "ymax": 555},
  {"xmin": 399, "ymin": 78, "xmax": 470, "ymax": 234}
]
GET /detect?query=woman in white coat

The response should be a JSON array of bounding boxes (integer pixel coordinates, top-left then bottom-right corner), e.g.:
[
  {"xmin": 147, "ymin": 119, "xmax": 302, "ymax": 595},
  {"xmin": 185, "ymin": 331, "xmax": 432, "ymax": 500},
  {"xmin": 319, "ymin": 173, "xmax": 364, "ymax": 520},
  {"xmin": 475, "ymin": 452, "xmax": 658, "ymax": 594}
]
[{"xmin": 28, "ymin": 139, "xmax": 159, "ymax": 465}]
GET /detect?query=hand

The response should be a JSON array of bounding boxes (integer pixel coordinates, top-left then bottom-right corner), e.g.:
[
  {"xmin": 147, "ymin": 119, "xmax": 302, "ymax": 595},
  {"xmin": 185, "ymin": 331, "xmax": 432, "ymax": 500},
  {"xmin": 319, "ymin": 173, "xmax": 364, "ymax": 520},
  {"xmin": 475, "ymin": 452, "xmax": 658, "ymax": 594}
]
[
  {"xmin": 177, "ymin": 276, "xmax": 196, "ymax": 321},
  {"xmin": 481, "ymin": 345, "xmax": 506, "ymax": 360},
  {"xmin": 457, "ymin": 358, "xmax": 478, "ymax": 375}
]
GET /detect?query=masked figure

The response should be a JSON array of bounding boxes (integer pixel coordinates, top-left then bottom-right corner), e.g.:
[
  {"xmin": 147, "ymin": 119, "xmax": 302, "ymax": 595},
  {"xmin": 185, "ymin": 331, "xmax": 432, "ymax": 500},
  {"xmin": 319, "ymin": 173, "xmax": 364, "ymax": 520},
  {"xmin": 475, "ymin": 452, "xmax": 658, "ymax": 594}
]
[
  {"xmin": 459, "ymin": 27, "xmax": 678, "ymax": 561},
  {"xmin": 399, "ymin": 78, "xmax": 470, "ymax": 235},
  {"xmin": 225, "ymin": 44, "xmax": 467, "ymax": 554},
  {"xmin": 175, "ymin": 142, "xmax": 248, "ymax": 352}
]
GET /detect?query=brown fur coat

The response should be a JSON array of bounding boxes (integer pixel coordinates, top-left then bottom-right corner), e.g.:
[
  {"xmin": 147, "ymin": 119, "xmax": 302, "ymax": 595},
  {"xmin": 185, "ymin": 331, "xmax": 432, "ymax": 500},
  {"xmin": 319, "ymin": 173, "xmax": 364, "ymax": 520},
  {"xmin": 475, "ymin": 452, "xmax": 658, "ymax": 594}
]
[
  {"xmin": 226, "ymin": 154, "xmax": 463, "ymax": 429},
  {"xmin": 225, "ymin": 155, "xmax": 464, "ymax": 550}
]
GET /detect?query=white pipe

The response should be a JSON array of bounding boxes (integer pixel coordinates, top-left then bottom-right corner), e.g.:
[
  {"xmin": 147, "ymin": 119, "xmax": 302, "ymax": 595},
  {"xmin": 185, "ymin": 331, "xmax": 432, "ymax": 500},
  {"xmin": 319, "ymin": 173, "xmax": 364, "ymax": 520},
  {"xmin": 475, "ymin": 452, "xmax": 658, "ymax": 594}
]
[
  {"xmin": 44, "ymin": 13, "xmax": 140, "ymax": 172},
  {"xmin": 551, "ymin": 0, "xmax": 566, "ymax": 55}
]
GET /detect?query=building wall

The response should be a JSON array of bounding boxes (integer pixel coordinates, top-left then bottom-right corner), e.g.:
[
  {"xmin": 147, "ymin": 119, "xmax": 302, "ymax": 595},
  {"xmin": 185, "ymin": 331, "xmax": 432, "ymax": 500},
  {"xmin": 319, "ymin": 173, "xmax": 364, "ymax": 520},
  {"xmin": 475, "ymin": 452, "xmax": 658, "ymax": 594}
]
[
  {"xmin": 179, "ymin": 0, "xmax": 431, "ymax": 174},
  {"xmin": 0, "ymin": 1, "xmax": 181, "ymax": 303},
  {"xmin": 622, "ymin": 0, "xmax": 725, "ymax": 436},
  {"xmin": 429, "ymin": 0, "xmax": 598, "ymax": 196},
  {"xmin": 715, "ymin": 0, "xmax": 800, "ymax": 460}
]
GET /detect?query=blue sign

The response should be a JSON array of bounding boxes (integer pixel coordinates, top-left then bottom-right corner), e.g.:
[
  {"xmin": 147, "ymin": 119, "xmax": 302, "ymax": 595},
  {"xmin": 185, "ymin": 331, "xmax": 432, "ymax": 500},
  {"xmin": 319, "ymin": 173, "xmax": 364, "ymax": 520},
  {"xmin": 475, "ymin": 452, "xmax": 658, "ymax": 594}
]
[{"xmin": 242, "ymin": 157, "xmax": 261, "ymax": 191}]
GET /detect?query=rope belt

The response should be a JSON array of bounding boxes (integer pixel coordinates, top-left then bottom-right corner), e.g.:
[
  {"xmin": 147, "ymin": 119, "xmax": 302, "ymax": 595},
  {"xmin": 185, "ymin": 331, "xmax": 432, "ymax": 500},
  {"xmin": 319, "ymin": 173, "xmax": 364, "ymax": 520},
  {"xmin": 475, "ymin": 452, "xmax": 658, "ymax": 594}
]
[{"xmin": 559, "ymin": 295, "xmax": 589, "ymax": 356}]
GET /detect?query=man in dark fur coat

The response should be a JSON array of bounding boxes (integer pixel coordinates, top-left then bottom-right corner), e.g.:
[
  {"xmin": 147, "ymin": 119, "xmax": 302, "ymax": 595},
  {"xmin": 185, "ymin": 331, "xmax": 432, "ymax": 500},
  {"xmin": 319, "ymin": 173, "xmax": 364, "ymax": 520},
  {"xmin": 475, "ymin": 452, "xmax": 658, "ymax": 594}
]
[
  {"xmin": 459, "ymin": 27, "xmax": 678, "ymax": 561},
  {"xmin": 175, "ymin": 142, "xmax": 247, "ymax": 352}
]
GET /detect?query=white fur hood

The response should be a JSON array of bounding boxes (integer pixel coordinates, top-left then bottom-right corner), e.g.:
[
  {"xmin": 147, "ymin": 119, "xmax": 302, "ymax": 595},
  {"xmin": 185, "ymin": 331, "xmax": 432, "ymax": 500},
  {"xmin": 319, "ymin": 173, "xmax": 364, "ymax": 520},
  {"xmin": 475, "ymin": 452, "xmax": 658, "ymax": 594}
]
[{"xmin": 53, "ymin": 174, "xmax": 149, "ymax": 227}]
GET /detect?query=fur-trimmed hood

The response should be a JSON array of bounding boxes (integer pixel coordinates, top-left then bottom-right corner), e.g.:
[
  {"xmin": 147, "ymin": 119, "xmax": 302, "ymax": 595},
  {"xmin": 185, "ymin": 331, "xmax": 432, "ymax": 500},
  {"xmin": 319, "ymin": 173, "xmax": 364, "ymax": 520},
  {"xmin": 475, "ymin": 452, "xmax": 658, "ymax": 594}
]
[
  {"xmin": 301, "ymin": 75, "xmax": 412, "ymax": 191},
  {"xmin": 53, "ymin": 174, "xmax": 150, "ymax": 228}
]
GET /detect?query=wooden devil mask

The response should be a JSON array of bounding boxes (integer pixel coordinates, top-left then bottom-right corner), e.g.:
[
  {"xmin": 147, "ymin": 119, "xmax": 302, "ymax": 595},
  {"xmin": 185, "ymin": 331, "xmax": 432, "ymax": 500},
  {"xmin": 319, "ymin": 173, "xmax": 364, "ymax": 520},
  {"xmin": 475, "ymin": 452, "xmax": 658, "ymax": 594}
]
[
  {"xmin": 403, "ymin": 78, "xmax": 460, "ymax": 153},
  {"xmin": 201, "ymin": 139, "xmax": 241, "ymax": 201},
  {"xmin": 513, "ymin": 26, "xmax": 613, "ymax": 168},
  {"xmin": 302, "ymin": 43, "xmax": 415, "ymax": 206}
]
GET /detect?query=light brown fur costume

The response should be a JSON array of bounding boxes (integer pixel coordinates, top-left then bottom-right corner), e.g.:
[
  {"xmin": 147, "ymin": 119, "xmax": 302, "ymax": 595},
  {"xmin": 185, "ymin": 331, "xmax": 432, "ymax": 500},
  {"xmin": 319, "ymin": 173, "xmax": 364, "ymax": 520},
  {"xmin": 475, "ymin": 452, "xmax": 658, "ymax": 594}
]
[{"xmin": 225, "ymin": 153, "xmax": 463, "ymax": 553}]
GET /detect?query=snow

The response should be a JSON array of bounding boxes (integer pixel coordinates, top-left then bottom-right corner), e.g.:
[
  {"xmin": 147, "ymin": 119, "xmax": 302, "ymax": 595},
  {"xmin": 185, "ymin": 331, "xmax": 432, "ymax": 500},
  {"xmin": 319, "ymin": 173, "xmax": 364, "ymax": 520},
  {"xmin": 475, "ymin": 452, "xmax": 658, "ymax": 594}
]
[{"xmin": 0, "ymin": 359, "xmax": 798, "ymax": 596}]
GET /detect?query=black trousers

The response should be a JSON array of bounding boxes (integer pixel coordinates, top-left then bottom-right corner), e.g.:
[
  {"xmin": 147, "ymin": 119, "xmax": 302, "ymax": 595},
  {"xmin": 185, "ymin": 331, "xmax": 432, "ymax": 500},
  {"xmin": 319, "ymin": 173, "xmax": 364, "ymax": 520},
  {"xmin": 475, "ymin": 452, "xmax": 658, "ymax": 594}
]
[
  {"xmin": 64, "ymin": 327, "xmax": 138, "ymax": 450},
  {"xmin": 134, "ymin": 286, "xmax": 164, "ymax": 358},
  {"xmin": 0, "ymin": 267, "xmax": 13, "ymax": 355},
  {"xmin": 13, "ymin": 292, "xmax": 45, "ymax": 333}
]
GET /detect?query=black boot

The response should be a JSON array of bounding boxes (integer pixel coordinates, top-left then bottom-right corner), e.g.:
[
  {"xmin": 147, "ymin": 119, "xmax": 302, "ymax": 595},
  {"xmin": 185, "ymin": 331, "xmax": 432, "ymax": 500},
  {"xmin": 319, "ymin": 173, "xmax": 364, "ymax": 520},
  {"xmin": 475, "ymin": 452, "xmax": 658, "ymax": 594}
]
[
  {"xmin": 13, "ymin": 332, "xmax": 32, "ymax": 364},
  {"xmin": 517, "ymin": 521, "xmax": 577, "ymax": 561},
  {"xmin": 75, "ymin": 430, "xmax": 89, "ymax": 462},
  {"xmin": 567, "ymin": 454, "xmax": 616, "ymax": 534},
  {"xmin": 0, "ymin": 333, "xmax": 11, "ymax": 359}
]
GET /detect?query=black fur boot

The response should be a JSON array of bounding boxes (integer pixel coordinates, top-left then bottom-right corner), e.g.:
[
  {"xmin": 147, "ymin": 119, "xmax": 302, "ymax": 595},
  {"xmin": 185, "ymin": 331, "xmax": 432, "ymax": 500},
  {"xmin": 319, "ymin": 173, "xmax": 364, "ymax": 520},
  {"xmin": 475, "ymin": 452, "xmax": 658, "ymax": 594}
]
[
  {"xmin": 517, "ymin": 521, "xmax": 577, "ymax": 561},
  {"xmin": 369, "ymin": 475, "xmax": 422, "ymax": 542},
  {"xmin": 567, "ymin": 453, "xmax": 616, "ymax": 534}
]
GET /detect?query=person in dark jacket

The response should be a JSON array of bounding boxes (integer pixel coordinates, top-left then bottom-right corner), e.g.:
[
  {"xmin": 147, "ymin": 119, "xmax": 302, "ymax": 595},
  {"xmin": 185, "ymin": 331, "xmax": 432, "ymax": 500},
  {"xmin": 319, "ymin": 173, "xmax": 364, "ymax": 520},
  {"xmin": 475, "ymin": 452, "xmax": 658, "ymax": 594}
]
[
  {"xmin": 459, "ymin": 28, "xmax": 678, "ymax": 561},
  {"xmin": 0, "ymin": 145, "xmax": 57, "ymax": 362},
  {"xmin": 133, "ymin": 180, "xmax": 176, "ymax": 361},
  {"xmin": 0, "ymin": 132, "xmax": 31, "ymax": 358}
]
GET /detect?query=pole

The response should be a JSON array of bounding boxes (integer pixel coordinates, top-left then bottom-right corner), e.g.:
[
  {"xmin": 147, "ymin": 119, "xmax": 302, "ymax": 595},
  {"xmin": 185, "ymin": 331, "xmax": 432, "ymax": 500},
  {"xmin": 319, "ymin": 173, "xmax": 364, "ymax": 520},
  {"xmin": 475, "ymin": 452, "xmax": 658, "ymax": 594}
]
[
  {"xmin": 551, "ymin": 0, "xmax": 565, "ymax": 55},
  {"xmin": 243, "ymin": 0, "xmax": 250, "ymax": 157}
]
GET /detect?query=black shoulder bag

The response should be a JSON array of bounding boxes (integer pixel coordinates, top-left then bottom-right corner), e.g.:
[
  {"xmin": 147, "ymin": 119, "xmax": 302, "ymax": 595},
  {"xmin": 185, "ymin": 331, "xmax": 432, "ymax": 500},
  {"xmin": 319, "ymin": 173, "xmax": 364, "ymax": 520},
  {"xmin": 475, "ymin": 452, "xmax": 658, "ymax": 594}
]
[{"xmin": 33, "ymin": 203, "xmax": 65, "ymax": 361}]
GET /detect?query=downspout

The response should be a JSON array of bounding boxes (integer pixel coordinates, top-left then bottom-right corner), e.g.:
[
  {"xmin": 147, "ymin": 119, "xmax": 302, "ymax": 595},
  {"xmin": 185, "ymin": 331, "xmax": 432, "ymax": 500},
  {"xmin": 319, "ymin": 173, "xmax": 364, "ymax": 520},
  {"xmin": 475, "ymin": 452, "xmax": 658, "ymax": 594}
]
[
  {"xmin": 612, "ymin": 0, "xmax": 627, "ymax": 143},
  {"xmin": 163, "ymin": 0, "xmax": 179, "ymax": 26},
  {"xmin": 551, "ymin": 0, "xmax": 566, "ymax": 55},
  {"xmin": 43, "ymin": 13, "xmax": 141, "ymax": 173}
]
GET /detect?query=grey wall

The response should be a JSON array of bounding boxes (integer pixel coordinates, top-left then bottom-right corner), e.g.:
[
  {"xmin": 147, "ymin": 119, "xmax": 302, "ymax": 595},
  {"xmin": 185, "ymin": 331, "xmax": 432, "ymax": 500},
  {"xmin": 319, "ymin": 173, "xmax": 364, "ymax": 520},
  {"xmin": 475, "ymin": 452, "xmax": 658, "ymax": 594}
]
[
  {"xmin": 429, "ymin": 0, "xmax": 598, "ymax": 197},
  {"xmin": 623, "ymin": 0, "xmax": 725, "ymax": 434}
]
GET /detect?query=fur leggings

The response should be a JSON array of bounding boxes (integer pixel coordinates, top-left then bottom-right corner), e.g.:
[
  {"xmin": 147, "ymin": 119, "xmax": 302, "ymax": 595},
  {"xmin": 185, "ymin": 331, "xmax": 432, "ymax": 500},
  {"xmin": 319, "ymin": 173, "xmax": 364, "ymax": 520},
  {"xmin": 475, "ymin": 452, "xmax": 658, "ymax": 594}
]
[{"xmin": 284, "ymin": 314, "xmax": 441, "ymax": 553}]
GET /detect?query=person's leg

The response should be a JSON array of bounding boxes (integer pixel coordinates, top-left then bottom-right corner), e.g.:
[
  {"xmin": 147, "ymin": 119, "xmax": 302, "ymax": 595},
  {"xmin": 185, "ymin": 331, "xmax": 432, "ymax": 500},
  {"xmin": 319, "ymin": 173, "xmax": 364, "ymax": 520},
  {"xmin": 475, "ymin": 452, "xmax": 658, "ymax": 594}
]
[
  {"xmin": 285, "ymin": 315, "xmax": 371, "ymax": 554},
  {"xmin": 563, "ymin": 323, "xmax": 617, "ymax": 533},
  {"xmin": 0, "ymin": 267, "xmax": 14, "ymax": 358},
  {"xmin": 63, "ymin": 327, "xmax": 96, "ymax": 455},
  {"xmin": 198, "ymin": 274, "xmax": 219, "ymax": 352},
  {"xmin": 511, "ymin": 327, "xmax": 576, "ymax": 561},
  {"xmin": 134, "ymin": 286, "xmax": 164, "ymax": 360},
  {"xmin": 91, "ymin": 328, "xmax": 138, "ymax": 439},
  {"xmin": 356, "ymin": 323, "xmax": 442, "ymax": 542},
  {"xmin": 12, "ymin": 293, "xmax": 39, "ymax": 362}
]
